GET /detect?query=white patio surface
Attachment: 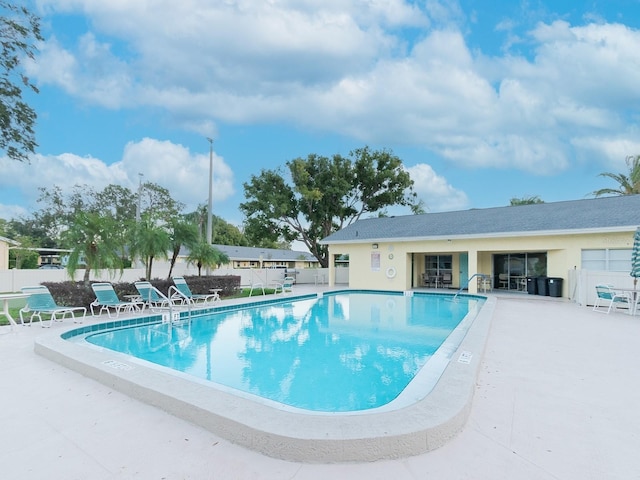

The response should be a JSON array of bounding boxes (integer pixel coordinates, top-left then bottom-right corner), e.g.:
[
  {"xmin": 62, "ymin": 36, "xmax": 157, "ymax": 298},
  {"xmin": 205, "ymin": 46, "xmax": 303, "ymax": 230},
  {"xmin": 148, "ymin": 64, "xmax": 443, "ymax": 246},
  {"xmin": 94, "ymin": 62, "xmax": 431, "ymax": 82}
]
[{"xmin": 1, "ymin": 290, "xmax": 638, "ymax": 480}]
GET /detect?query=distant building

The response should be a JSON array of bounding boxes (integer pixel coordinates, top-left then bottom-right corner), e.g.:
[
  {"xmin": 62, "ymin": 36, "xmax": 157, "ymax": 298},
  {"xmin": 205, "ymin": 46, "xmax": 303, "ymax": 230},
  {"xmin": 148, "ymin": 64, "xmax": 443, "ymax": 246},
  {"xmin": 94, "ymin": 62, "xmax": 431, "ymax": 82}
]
[
  {"xmin": 0, "ymin": 235, "xmax": 19, "ymax": 270},
  {"xmin": 177, "ymin": 244, "xmax": 319, "ymax": 270}
]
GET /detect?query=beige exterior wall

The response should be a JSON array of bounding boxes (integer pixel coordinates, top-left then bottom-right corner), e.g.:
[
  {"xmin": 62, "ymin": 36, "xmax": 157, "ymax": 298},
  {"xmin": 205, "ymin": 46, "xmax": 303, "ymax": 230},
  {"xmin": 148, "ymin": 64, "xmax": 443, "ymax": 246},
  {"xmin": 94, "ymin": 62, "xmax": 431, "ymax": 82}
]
[
  {"xmin": 0, "ymin": 240, "xmax": 8, "ymax": 270},
  {"xmin": 327, "ymin": 230, "xmax": 636, "ymax": 297}
]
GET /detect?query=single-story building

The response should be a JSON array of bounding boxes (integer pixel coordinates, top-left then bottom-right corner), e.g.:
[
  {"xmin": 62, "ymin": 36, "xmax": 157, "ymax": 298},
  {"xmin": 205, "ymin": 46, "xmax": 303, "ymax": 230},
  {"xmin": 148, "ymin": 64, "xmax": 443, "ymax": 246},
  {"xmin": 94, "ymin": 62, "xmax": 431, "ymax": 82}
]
[
  {"xmin": 321, "ymin": 195, "xmax": 640, "ymax": 298},
  {"xmin": 211, "ymin": 244, "xmax": 319, "ymax": 270},
  {"xmin": 0, "ymin": 235, "xmax": 19, "ymax": 270}
]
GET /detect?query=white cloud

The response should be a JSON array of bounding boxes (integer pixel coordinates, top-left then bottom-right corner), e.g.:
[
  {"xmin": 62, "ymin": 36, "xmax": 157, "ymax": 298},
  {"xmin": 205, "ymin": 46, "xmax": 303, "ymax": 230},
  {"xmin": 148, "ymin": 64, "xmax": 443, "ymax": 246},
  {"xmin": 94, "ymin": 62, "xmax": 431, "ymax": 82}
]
[
  {"xmin": 0, "ymin": 139, "xmax": 233, "ymax": 218},
  {"xmin": 0, "ymin": 203, "xmax": 30, "ymax": 222},
  {"xmin": 26, "ymin": 33, "xmax": 132, "ymax": 108},
  {"xmin": 572, "ymin": 133, "xmax": 640, "ymax": 168},
  {"xmin": 406, "ymin": 163, "xmax": 468, "ymax": 212},
  {"xmin": 28, "ymin": 2, "xmax": 640, "ymax": 180},
  {"xmin": 119, "ymin": 138, "xmax": 234, "ymax": 210},
  {"xmin": 0, "ymin": 152, "xmax": 129, "ymax": 192}
]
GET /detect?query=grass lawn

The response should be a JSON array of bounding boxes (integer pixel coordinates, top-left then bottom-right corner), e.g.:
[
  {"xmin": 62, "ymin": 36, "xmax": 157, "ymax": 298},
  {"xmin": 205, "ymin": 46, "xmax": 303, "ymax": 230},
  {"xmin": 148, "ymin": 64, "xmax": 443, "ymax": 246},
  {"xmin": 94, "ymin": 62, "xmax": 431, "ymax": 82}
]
[{"xmin": 1, "ymin": 307, "xmax": 21, "ymax": 326}]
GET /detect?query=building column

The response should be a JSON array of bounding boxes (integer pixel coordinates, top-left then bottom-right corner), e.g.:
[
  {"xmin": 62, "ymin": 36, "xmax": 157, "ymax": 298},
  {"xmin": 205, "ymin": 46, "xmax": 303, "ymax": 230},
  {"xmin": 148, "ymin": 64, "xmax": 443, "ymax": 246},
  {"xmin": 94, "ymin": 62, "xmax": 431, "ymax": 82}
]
[{"xmin": 467, "ymin": 249, "xmax": 479, "ymax": 294}]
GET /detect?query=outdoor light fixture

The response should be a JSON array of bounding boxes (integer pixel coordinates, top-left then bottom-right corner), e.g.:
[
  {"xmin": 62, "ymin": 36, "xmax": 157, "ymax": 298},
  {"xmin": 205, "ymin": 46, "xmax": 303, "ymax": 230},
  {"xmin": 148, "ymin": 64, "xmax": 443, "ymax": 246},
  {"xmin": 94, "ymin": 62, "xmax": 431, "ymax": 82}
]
[{"xmin": 372, "ymin": 243, "xmax": 378, "ymax": 249}]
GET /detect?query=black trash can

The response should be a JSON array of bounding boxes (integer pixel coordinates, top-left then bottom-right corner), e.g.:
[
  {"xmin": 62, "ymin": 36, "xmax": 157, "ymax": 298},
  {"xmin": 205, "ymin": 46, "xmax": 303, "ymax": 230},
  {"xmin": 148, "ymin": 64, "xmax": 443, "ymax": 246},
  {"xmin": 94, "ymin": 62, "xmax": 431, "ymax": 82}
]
[
  {"xmin": 547, "ymin": 277, "xmax": 563, "ymax": 297},
  {"xmin": 536, "ymin": 276, "xmax": 549, "ymax": 296},
  {"xmin": 526, "ymin": 277, "xmax": 538, "ymax": 295}
]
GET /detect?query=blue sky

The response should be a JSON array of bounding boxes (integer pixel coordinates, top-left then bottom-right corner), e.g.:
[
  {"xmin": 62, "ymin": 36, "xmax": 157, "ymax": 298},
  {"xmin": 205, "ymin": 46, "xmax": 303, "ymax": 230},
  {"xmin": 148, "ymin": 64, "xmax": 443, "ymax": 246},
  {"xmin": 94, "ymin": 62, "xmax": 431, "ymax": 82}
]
[{"xmin": 2, "ymin": 0, "xmax": 640, "ymax": 230}]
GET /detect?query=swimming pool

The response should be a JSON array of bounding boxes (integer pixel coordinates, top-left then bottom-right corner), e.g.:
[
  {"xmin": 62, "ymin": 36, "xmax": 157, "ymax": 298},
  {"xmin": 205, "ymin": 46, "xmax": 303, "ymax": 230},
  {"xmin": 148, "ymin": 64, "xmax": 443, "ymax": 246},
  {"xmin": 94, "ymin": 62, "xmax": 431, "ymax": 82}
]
[
  {"xmin": 35, "ymin": 289, "xmax": 496, "ymax": 462},
  {"xmin": 82, "ymin": 291, "xmax": 482, "ymax": 412}
]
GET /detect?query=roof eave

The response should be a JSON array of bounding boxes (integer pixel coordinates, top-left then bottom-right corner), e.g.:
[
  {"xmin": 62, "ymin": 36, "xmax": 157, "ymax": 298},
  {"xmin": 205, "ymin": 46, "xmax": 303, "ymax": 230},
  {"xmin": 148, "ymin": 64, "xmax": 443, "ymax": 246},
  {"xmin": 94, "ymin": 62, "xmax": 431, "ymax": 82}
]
[{"xmin": 321, "ymin": 226, "xmax": 638, "ymax": 245}]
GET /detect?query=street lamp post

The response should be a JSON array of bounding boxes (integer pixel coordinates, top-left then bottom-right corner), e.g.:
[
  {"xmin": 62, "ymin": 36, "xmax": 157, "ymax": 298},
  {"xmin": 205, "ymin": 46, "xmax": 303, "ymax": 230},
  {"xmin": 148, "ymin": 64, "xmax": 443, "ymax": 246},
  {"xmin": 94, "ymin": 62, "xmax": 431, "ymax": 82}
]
[
  {"xmin": 135, "ymin": 173, "xmax": 143, "ymax": 222},
  {"xmin": 206, "ymin": 138, "xmax": 214, "ymax": 275}
]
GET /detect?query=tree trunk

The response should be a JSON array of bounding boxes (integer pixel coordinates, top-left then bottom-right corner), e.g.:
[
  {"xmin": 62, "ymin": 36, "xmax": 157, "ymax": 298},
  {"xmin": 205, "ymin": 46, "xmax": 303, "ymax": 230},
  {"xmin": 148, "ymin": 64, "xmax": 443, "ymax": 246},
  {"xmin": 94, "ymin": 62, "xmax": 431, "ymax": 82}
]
[
  {"xmin": 168, "ymin": 247, "xmax": 179, "ymax": 280},
  {"xmin": 146, "ymin": 256, "xmax": 154, "ymax": 280}
]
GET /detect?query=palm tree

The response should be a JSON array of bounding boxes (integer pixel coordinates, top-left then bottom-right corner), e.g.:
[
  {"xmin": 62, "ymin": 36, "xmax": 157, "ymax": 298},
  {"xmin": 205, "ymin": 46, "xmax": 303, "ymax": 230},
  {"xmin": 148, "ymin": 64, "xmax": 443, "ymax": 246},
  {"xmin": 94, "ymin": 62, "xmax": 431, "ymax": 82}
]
[
  {"xmin": 187, "ymin": 241, "xmax": 230, "ymax": 276},
  {"xmin": 167, "ymin": 217, "xmax": 200, "ymax": 279},
  {"xmin": 129, "ymin": 215, "xmax": 171, "ymax": 280},
  {"xmin": 63, "ymin": 212, "xmax": 124, "ymax": 284},
  {"xmin": 593, "ymin": 155, "xmax": 640, "ymax": 197}
]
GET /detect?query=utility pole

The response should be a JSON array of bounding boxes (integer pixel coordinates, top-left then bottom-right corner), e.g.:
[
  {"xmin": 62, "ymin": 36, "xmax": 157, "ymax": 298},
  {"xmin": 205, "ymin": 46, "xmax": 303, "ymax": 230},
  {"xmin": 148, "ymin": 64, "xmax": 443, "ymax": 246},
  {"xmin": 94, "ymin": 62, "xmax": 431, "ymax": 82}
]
[{"xmin": 206, "ymin": 138, "xmax": 214, "ymax": 275}]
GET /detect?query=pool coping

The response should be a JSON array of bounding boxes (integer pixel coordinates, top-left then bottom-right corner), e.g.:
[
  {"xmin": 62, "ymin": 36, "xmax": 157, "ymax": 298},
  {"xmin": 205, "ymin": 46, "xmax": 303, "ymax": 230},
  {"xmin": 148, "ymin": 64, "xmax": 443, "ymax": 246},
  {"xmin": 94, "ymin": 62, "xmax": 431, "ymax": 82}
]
[{"xmin": 34, "ymin": 291, "xmax": 496, "ymax": 463}]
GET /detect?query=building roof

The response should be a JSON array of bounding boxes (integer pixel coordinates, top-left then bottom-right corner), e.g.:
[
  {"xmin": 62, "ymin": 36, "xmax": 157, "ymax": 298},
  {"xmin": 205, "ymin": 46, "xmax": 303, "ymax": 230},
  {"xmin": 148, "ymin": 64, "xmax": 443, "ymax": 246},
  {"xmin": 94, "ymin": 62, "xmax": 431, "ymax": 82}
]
[
  {"xmin": 213, "ymin": 244, "xmax": 317, "ymax": 262},
  {"xmin": 179, "ymin": 244, "xmax": 318, "ymax": 263},
  {"xmin": 0, "ymin": 235, "xmax": 19, "ymax": 246},
  {"xmin": 321, "ymin": 195, "xmax": 640, "ymax": 244}
]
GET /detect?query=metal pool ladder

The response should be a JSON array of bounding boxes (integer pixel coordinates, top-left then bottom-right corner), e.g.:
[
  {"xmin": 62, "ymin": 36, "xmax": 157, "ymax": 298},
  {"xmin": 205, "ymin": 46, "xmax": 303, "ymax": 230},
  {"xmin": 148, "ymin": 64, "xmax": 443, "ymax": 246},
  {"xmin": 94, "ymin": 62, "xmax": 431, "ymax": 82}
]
[{"xmin": 453, "ymin": 273, "xmax": 490, "ymax": 300}]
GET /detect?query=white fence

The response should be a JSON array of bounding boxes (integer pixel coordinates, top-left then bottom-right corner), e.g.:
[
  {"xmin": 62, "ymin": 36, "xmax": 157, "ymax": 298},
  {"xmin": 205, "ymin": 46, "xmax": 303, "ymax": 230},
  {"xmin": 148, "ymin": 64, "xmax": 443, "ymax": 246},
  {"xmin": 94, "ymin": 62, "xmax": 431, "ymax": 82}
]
[
  {"xmin": 7, "ymin": 266, "xmax": 625, "ymax": 305},
  {"xmin": 0, "ymin": 265, "xmax": 339, "ymax": 293},
  {"xmin": 568, "ymin": 269, "xmax": 637, "ymax": 307}
]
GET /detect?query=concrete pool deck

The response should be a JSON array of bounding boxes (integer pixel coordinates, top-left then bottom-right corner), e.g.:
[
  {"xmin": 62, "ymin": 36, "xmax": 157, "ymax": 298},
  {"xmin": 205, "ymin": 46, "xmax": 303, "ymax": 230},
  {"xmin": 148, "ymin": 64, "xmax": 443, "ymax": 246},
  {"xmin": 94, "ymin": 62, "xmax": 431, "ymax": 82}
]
[{"xmin": 1, "ymin": 288, "xmax": 639, "ymax": 479}]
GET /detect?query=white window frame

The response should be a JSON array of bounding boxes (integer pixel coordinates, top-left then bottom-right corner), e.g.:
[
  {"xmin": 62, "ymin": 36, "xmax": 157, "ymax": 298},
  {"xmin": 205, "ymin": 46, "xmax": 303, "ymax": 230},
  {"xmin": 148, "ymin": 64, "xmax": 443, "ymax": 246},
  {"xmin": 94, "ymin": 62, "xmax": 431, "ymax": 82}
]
[{"xmin": 581, "ymin": 248, "xmax": 632, "ymax": 272}]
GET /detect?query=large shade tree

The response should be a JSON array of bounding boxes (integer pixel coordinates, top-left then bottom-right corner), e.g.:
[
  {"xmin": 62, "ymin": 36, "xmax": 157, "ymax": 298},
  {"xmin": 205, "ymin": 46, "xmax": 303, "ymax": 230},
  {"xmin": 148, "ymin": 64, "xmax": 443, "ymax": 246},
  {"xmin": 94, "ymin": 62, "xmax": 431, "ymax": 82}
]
[
  {"xmin": 0, "ymin": 1, "xmax": 42, "ymax": 162},
  {"xmin": 184, "ymin": 205, "xmax": 249, "ymax": 246},
  {"xmin": 240, "ymin": 147, "xmax": 420, "ymax": 267},
  {"xmin": 593, "ymin": 155, "xmax": 640, "ymax": 197}
]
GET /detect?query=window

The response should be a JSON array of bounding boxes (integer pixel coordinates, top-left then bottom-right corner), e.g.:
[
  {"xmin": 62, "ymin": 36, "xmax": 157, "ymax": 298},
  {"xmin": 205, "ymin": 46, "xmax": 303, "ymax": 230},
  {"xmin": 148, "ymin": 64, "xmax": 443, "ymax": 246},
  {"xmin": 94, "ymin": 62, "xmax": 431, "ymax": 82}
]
[
  {"xmin": 425, "ymin": 255, "xmax": 452, "ymax": 276},
  {"xmin": 582, "ymin": 249, "xmax": 631, "ymax": 271}
]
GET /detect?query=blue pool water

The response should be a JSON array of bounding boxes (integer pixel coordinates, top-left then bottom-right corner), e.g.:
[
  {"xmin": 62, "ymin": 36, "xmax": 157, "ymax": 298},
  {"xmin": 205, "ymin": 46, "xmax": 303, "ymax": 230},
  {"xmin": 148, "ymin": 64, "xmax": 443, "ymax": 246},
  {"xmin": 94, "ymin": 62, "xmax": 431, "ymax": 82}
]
[{"xmin": 84, "ymin": 291, "xmax": 484, "ymax": 412}]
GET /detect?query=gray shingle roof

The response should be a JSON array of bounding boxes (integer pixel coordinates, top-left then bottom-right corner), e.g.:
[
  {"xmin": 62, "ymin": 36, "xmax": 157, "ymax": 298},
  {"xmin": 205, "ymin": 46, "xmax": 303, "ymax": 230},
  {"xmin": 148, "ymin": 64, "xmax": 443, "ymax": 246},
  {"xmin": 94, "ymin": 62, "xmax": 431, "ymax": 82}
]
[
  {"xmin": 321, "ymin": 195, "xmax": 640, "ymax": 244},
  {"xmin": 212, "ymin": 244, "xmax": 317, "ymax": 262},
  {"xmin": 177, "ymin": 244, "xmax": 317, "ymax": 262}
]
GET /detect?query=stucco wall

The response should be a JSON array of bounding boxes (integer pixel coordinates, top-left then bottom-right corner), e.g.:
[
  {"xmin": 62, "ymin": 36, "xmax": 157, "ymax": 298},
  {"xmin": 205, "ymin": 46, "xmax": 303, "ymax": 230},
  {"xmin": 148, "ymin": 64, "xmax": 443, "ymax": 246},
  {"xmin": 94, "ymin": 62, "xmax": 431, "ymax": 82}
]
[
  {"xmin": 0, "ymin": 241, "xmax": 8, "ymax": 270},
  {"xmin": 327, "ymin": 230, "xmax": 636, "ymax": 297}
]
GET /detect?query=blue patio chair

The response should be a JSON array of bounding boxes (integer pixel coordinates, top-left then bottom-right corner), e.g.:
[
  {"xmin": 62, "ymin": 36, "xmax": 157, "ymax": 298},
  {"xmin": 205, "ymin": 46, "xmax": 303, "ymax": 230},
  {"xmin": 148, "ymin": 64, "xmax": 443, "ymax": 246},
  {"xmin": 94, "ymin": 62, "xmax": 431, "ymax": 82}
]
[
  {"xmin": 91, "ymin": 282, "xmax": 143, "ymax": 318},
  {"xmin": 170, "ymin": 276, "xmax": 220, "ymax": 305},
  {"xmin": 19, "ymin": 285, "xmax": 87, "ymax": 327},
  {"xmin": 593, "ymin": 284, "xmax": 632, "ymax": 314}
]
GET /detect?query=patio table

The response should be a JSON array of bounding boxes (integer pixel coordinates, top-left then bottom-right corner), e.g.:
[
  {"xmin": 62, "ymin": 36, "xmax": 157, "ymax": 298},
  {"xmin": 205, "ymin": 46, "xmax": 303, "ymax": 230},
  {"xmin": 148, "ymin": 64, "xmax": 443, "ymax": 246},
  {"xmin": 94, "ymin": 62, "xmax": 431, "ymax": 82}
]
[
  {"xmin": 617, "ymin": 289, "xmax": 639, "ymax": 315},
  {"xmin": 0, "ymin": 293, "xmax": 29, "ymax": 333}
]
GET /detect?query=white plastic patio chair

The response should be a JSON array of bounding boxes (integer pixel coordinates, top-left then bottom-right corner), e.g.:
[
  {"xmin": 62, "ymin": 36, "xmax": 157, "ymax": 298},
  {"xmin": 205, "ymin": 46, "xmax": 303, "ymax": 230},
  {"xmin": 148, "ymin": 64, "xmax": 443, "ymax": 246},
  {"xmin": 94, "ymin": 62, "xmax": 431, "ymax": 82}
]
[{"xmin": 593, "ymin": 284, "xmax": 632, "ymax": 314}]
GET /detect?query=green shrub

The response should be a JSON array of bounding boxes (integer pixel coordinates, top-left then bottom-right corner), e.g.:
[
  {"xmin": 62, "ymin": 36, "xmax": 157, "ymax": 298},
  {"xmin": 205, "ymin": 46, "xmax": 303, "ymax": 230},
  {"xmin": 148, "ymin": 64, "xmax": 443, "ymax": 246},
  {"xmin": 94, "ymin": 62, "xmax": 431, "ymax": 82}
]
[{"xmin": 42, "ymin": 275, "xmax": 242, "ymax": 309}]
